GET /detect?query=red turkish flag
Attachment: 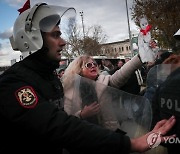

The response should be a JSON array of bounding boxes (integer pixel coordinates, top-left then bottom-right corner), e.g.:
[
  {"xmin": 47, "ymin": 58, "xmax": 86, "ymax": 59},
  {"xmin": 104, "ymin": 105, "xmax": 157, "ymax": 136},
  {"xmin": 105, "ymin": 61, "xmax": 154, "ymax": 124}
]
[{"xmin": 18, "ymin": 0, "xmax": 30, "ymax": 14}]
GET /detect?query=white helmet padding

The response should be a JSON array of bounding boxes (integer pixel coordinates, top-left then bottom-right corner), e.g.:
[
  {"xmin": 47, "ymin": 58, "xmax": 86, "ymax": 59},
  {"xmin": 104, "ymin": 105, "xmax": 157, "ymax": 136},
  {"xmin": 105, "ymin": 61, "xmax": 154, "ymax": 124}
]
[{"xmin": 10, "ymin": 3, "xmax": 76, "ymax": 52}]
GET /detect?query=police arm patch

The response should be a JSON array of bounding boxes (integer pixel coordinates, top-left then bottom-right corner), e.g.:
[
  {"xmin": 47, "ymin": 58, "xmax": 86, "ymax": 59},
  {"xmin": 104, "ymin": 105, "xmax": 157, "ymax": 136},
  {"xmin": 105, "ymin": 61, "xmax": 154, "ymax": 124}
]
[{"xmin": 15, "ymin": 86, "xmax": 38, "ymax": 108}]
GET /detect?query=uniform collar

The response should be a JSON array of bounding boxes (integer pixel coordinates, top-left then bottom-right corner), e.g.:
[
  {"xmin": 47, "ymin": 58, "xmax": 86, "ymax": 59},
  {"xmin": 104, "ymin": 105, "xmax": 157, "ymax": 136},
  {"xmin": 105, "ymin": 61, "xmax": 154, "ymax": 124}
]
[{"xmin": 22, "ymin": 48, "xmax": 59, "ymax": 79}]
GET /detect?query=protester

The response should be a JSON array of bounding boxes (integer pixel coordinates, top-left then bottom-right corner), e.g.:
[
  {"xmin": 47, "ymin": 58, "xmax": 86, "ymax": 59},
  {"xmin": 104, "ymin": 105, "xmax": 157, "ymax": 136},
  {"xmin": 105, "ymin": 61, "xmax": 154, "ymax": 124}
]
[
  {"xmin": 63, "ymin": 54, "xmax": 142, "ymax": 127},
  {"xmin": 95, "ymin": 58, "xmax": 110, "ymax": 75},
  {"xmin": 108, "ymin": 59, "xmax": 125, "ymax": 75},
  {"xmin": 0, "ymin": 2, "xmax": 176, "ymax": 154},
  {"xmin": 62, "ymin": 52, "xmax": 165, "ymax": 133}
]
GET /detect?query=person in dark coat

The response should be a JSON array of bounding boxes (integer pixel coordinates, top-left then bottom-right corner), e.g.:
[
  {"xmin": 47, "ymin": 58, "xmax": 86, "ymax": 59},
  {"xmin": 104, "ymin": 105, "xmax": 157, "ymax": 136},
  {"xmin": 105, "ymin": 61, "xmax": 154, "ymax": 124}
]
[
  {"xmin": 0, "ymin": 2, "xmax": 176, "ymax": 154},
  {"xmin": 151, "ymin": 29, "xmax": 180, "ymax": 154},
  {"xmin": 151, "ymin": 66, "xmax": 180, "ymax": 154}
]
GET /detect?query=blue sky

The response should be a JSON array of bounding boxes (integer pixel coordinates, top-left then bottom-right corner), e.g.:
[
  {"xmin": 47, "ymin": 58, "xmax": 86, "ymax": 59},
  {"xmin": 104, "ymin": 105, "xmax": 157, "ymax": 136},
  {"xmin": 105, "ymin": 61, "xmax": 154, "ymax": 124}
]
[
  {"xmin": 0, "ymin": 1, "xmax": 18, "ymax": 33},
  {"xmin": 0, "ymin": 0, "xmax": 137, "ymax": 66},
  {"xmin": 0, "ymin": 1, "xmax": 21, "ymax": 66}
]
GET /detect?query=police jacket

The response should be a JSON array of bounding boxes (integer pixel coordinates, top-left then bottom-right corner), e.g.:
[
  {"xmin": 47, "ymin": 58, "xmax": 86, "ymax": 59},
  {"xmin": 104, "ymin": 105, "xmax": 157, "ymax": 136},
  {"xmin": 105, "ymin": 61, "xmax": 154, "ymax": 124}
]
[
  {"xmin": 151, "ymin": 67, "xmax": 180, "ymax": 154},
  {"xmin": 0, "ymin": 49, "xmax": 130, "ymax": 154}
]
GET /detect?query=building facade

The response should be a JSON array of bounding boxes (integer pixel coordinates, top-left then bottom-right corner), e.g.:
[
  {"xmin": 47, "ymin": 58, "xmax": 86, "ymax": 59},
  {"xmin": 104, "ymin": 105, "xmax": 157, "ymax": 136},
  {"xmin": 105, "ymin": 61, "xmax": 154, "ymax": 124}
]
[{"xmin": 100, "ymin": 39, "xmax": 132, "ymax": 58}]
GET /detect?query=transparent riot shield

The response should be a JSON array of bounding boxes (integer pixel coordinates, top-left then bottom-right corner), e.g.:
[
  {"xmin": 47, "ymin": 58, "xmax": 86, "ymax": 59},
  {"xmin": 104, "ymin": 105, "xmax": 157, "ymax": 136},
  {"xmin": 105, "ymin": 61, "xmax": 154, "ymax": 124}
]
[
  {"xmin": 144, "ymin": 64, "xmax": 176, "ymax": 105},
  {"xmin": 64, "ymin": 74, "xmax": 152, "ymax": 138},
  {"xmin": 146, "ymin": 64, "xmax": 173, "ymax": 88}
]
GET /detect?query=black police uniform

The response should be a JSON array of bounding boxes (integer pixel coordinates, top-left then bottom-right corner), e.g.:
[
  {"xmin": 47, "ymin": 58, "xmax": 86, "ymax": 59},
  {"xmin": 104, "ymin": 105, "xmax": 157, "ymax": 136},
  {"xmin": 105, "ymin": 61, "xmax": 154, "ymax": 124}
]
[
  {"xmin": 0, "ymin": 49, "xmax": 130, "ymax": 154},
  {"xmin": 151, "ymin": 67, "xmax": 180, "ymax": 154}
]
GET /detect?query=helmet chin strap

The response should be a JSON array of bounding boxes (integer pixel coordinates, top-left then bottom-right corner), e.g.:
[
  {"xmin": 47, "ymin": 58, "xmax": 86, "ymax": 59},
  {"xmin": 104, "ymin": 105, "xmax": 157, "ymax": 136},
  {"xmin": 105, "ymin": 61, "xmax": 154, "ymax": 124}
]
[{"xmin": 25, "ymin": 3, "xmax": 47, "ymax": 32}]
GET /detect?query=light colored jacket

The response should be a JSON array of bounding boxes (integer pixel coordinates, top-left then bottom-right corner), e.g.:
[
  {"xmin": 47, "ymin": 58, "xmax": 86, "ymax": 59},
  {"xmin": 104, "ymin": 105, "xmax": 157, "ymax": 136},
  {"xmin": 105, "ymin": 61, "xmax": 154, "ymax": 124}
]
[{"xmin": 64, "ymin": 55, "xmax": 142, "ymax": 131}]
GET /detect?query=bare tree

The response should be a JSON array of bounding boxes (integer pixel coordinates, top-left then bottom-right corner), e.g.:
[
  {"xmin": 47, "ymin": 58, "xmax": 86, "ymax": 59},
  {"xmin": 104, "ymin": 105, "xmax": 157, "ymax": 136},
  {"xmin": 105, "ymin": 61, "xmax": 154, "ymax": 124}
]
[
  {"xmin": 63, "ymin": 19, "xmax": 107, "ymax": 57},
  {"xmin": 62, "ymin": 17, "xmax": 83, "ymax": 58},
  {"xmin": 83, "ymin": 25, "xmax": 107, "ymax": 56}
]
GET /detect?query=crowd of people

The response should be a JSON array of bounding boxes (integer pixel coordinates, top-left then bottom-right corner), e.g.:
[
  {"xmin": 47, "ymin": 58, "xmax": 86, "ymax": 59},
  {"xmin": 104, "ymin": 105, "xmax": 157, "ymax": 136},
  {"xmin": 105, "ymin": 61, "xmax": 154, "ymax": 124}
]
[{"xmin": 0, "ymin": 1, "xmax": 179, "ymax": 154}]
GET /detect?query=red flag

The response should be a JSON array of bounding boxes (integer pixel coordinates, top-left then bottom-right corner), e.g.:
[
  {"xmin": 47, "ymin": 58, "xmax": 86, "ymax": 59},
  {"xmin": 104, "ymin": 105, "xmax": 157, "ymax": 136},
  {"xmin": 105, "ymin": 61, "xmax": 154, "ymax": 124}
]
[{"xmin": 18, "ymin": 0, "xmax": 30, "ymax": 14}]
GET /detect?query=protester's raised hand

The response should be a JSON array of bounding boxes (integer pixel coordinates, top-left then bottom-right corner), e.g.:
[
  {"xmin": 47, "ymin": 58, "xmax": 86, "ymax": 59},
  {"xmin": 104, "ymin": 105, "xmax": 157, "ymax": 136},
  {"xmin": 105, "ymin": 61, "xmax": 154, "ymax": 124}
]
[{"xmin": 149, "ymin": 39, "xmax": 158, "ymax": 48}]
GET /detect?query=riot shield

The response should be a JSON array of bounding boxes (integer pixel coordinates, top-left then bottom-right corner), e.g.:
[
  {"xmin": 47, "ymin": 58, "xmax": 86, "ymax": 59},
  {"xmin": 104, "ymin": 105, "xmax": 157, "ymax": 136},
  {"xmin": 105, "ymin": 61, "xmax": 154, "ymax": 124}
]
[
  {"xmin": 65, "ymin": 74, "xmax": 152, "ymax": 138},
  {"xmin": 146, "ymin": 64, "xmax": 173, "ymax": 88},
  {"xmin": 144, "ymin": 64, "xmax": 175, "ymax": 104}
]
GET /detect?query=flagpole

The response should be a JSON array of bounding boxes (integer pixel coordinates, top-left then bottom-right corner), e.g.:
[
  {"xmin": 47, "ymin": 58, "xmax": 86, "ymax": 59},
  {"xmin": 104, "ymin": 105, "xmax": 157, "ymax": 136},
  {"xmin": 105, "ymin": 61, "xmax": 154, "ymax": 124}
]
[
  {"xmin": 125, "ymin": 0, "xmax": 133, "ymax": 57},
  {"xmin": 80, "ymin": 11, "xmax": 85, "ymax": 39}
]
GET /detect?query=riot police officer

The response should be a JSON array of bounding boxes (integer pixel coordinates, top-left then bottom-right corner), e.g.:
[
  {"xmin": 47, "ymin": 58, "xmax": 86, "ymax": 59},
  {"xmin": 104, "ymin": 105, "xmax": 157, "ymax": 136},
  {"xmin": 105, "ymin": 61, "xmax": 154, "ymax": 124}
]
[
  {"xmin": 151, "ymin": 29, "xmax": 180, "ymax": 154},
  {"xmin": 0, "ymin": 2, "xmax": 176, "ymax": 154}
]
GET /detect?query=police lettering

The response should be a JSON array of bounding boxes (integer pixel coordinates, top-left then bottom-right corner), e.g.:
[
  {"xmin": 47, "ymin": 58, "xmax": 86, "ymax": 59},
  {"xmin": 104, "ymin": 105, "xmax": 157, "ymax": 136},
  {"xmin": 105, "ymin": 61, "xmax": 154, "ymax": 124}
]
[{"xmin": 161, "ymin": 98, "xmax": 180, "ymax": 112}]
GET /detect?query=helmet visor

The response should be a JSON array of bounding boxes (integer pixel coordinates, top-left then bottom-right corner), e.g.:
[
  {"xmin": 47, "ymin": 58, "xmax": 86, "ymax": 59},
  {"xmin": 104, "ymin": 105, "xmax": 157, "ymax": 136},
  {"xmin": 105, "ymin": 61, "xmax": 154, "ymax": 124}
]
[{"xmin": 37, "ymin": 5, "xmax": 76, "ymax": 33}]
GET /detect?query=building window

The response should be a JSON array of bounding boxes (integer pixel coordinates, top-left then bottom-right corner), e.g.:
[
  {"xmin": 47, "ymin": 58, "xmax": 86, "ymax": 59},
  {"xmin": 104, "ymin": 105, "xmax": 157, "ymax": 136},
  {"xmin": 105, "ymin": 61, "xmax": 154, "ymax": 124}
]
[{"xmin": 126, "ymin": 46, "xmax": 128, "ymax": 51}]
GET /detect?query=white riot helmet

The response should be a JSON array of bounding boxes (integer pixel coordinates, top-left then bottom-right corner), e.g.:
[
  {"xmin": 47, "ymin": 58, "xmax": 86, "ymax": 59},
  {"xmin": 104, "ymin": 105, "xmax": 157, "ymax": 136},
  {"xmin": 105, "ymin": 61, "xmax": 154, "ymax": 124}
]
[
  {"xmin": 9, "ymin": 3, "xmax": 76, "ymax": 52},
  {"xmin": 174, "ymin": 29, "xmax": 180, "ymax": 40}
]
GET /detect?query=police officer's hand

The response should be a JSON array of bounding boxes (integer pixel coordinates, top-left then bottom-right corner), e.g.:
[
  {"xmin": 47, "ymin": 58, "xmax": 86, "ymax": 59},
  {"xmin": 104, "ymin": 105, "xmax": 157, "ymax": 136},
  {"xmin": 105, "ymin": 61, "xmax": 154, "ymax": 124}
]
[
  {"xmin": 80, "ymin": 102, "xmax": 100, "ymax": 119},
  {"xmin": 130, "ymin": 116, "xmax": 176, "ymax": 153}
]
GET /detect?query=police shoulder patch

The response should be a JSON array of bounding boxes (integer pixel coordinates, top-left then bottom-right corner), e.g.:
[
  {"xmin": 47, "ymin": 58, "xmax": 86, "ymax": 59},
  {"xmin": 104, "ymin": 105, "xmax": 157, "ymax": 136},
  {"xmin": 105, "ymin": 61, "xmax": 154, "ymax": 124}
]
[{"xmin": 15, "ymin": 86, "xmax": 38, "ymax": 108}]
